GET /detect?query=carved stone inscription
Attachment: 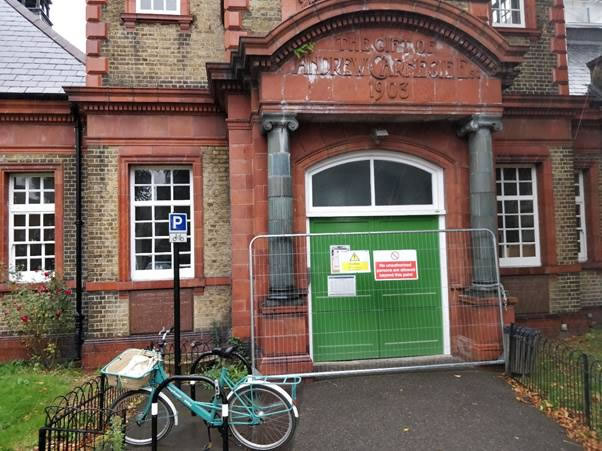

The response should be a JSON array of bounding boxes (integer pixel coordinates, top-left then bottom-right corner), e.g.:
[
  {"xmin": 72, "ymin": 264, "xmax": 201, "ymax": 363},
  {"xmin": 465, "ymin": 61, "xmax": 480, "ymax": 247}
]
[{"xmin": 291, "ymin": 30, "xmax": 483, "ymax": 102}]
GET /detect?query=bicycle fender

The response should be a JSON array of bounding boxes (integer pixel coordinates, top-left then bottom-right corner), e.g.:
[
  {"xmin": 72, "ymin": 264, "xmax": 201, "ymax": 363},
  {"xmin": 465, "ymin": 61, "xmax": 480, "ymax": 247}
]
[
  {"xmin": 141, "ymin": 387, "xmax": 179, "ymax": 426},
  {"xmin": 227, "ymin": 381, "xmax": 299, "ymax": 418}
]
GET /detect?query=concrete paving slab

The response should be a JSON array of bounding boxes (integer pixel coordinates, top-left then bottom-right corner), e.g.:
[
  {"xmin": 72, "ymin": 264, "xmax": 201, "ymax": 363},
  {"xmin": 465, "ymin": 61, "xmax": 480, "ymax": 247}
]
[{"xmin": 130, "ymin": 367, "xmax": 581, "ymax": 450}]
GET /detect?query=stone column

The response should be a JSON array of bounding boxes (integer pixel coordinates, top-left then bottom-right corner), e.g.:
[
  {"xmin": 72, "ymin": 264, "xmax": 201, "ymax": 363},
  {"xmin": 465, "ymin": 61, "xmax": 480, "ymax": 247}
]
[
  {"xmin": 458, "ymin": 115, "xmax": 503, "ymax": 287},
  {"xmin": 262, "ymin": 113, "xmax": 299, "ymax": 305}
]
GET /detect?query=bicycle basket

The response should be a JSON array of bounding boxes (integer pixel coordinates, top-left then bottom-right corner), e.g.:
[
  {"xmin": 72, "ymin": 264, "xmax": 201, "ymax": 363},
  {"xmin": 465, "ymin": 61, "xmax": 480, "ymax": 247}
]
[{"xmin": 101, "ymin": 349, "xmax": 160, "ymax": 390}]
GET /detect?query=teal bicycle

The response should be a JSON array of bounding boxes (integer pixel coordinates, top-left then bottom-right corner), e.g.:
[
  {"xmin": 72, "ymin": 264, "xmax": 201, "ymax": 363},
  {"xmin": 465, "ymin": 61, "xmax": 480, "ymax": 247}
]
[{"xmin": 102, "ymin": 328, "xmax": 299, "ymax": 450}]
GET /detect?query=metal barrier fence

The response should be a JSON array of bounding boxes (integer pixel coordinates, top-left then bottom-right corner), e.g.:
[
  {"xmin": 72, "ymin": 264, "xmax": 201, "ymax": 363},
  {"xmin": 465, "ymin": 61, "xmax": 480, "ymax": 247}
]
[
  {"xmin": 507, "ymin": 325, "xmax": 602, "ymax": 434},
  {"xmin": 249, "ymin": 228, "xmax": 507, "ymax": 377},
  {"xmin": 38, "ymin": 339, "xmax": 214, "ymax": 450}
]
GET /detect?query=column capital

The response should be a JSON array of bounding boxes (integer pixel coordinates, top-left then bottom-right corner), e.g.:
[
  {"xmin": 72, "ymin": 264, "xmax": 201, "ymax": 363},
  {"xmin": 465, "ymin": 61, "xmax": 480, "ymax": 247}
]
[
  {"xmin": 262, "ymin": 113, "xmax": 299, "ymax": 134},
  {"xmin": 457, "ymin": 115, "xmax": 503, "ymax": 137}
]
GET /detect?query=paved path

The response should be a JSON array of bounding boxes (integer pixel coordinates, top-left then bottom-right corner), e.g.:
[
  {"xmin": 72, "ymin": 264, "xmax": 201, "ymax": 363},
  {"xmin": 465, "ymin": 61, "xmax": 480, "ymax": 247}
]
[{"xmin": 131, "ymin": 367, "xmax": 581, "ymax": 450}]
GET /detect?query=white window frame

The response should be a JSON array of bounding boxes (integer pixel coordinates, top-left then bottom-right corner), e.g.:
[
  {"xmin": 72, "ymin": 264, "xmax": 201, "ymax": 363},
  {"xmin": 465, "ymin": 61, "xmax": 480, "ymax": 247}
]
[
  {"xmin": 136, "ymin": 0, "xmax": 180, "ymax": 15},
  {"xmin": 130, "ymin": 166, "xmax": 194, "ymax": 281},
  {"xmin": 497, "ymin": 165, "xmax": 541, "ymax": 268},
  {"xmin": 8, "ymin": 173, "xmax": 55, "ymax": 283},
  {"xmin": 306, "ymin": 152, "xmax": 445, "ymax": 217},
  {"xmin": 575, "ymin": 170, "xmax": 587, "ymax": 262},
  {"xmin": 491, "ymin": 0, "xmax": 526, "ymax": 28}
]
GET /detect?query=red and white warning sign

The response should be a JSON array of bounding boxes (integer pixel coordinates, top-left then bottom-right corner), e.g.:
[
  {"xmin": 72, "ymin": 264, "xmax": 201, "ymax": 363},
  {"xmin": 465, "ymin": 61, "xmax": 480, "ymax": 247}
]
[{"xmin": 373, "ymin": 250, "xmax": 418, "ymax": 281}]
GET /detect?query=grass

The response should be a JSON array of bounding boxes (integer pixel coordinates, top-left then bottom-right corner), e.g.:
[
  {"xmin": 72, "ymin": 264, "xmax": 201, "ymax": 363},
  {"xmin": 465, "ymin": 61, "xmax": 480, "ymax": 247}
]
[
  {"xmin": 0, "ymin": 361, "xmax": 85, "ymax": 451},
  {"xmin": 561, "ymin": 327, "xmax": 602, "ymax": 361}
]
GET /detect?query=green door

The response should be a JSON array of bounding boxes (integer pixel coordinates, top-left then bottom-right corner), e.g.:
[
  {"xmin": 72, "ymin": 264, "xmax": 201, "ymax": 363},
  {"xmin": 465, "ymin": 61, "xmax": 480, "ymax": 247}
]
[{"xmin": 310, "ymin": 216, "xmax": 443, "ymax": 362}]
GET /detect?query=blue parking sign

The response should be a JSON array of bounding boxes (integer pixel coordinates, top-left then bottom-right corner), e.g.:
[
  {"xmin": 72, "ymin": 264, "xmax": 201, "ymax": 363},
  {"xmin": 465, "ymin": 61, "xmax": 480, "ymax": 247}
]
[{"xmin": 169, "ymin": 213, "xmax": 188, "ymax": 233}]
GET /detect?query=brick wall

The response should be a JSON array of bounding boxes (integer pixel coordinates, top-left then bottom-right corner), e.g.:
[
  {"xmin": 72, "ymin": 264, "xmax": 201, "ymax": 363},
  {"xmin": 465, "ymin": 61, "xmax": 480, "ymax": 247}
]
[
  {"xmin": 84, "ymin": 291, "xmax": 129, "ymax": 338},
  {"xmin": 550, "ymin": 147, "xmax": 578, "ymax": 265},
  {"xmin": 100, "ymin": 0, "xmax": 224, "ymax": 88},
  {"xmin": 202, "ymin": 147, "xmax": 231, "ymax": 277},
  {"xmin": 82, "ymin": 147, "xmax": 119, "ymax": 282},
  {"xmin": 243, "ymin": 0, "xmax": 281, "ymax": 35},
  {"xmin": 194, "ymin": 147, "xmax": 232, "ymax": 331},
  {"xmin": 505, "ymin": 0, "xmax": 559, "ymax": 95},
  {"xmin": 549, "ymin": 273, "xmax": 581, "ymax": 312},
  {"xmin": 580, "ymin": 271, "xmax": 602, "ymax": 308}
]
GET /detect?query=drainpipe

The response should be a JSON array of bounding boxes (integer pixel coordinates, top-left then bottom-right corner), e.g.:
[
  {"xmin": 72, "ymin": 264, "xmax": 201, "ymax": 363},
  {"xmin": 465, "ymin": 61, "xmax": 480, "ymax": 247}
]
[{"xmin": 71, "ymin": 104, "xmax": 84, "ymax": 361}]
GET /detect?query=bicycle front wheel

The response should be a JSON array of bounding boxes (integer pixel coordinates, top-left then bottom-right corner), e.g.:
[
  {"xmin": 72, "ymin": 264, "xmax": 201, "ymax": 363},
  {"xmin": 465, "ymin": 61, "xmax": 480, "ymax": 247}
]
[
  {"xmin": 229, "ymin": 383, "xmax": 296, "ymax": 450},
  {"xmin": 111, "ymin": 389, "xmax": 174, "ymax": 446}
]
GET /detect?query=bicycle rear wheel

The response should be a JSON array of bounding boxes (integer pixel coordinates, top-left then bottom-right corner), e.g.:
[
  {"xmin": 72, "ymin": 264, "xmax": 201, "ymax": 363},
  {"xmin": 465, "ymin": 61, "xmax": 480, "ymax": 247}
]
[
  {"xmin": 228, "ymin": 383, "xmax": 296, "ymax": 450},
  {"xmin": 111, "ymin": 389, "xmax": 174, "ymax": 446}
]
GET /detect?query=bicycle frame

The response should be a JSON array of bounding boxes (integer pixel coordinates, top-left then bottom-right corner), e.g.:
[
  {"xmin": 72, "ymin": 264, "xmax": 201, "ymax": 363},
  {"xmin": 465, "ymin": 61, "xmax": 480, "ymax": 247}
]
[{"xmin": 139, "ymin": 361, "xmax": 293, "ymax": 429}]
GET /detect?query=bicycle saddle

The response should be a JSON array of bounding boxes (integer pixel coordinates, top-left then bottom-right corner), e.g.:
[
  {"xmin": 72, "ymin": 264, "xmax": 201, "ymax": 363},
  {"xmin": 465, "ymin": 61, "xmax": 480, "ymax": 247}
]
[{"xmin": 212, "ymin": 346, "xmax": 237, "ymax": 357}]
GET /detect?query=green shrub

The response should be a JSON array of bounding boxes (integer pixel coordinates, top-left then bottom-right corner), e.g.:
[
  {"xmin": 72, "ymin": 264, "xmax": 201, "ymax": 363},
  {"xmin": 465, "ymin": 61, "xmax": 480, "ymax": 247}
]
[{"xmin": 1, "ymin": 272, "xmax": 75, "ymax": 367}]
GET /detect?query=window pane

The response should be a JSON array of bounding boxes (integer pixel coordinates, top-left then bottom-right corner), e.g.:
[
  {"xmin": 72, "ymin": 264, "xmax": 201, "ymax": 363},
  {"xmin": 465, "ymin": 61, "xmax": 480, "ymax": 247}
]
[
  {"xmin": 180, "ymin": 253, "xmax": 191, "ymax": 267},
  {"xmin": 166, "ymin": 0, "xmax": 177, "ymax": 10},
  {"xmin": 44, "ymin": 214, "xmax": 54, "ymax": 226},
  {"xmin": 155, "ymin": 222, "xmax": 169, "ymax": 236},
  {"xmin": 503, "ymin": 182, "xmax": 517, "ymax": 196},
  {"xmin": 155, "ymin": 255, "xmax": 171, "ymax": 269},
  {"xmin": 174, "ymin": 170, "xmax": 189, "ymax": 184},
  {"xmin": 312, "ymin": 161, "xmax": 371, "ymax": 207},
  {"xmin": 45, "ymin": 258, "xmax": 55, "ymax": 270},
  {"xmin": 519, "ymin": 182, "xmax": 532, "ymax": 195},
  {"xmin": 14, "ymin": 229, "xmax": 26, "ymax": 242},
  {"xmin": 135, "ymin": 239, "xmax": 152, "ymax": 253},
  {"xmin": 520, "ymin": 200, "xmax": 533, "ymax": 214},
  {"xmin": 13, "ymin": 192, "xmax": 25, "ymax": 204},
  {"xmin": 374, "ymin": 160, "xmax": 432, "ymax": 206},
  {"xmin": 43, "ymin": 229, "xmax": 54, "ymax": 241},
  {"xmin": 28, "ymin": 191, "xmax": 40, "ymax": 204},
  {"xmin": 153, "ymin": 0, "xmax": 165, "ymax": 10},
  {"xmin": 520, "ymin": 215, "xmax": 534, "ymax": 228},
  {"xmin": 14, "ymin": 215, "xmax": 25, "ymax": 227},
  {"xmin": 155, "ymin": 239, "xmax": 171, "ymax": 253},
  {"xmin": 43, "ymin": 192, "xmax": 55, "ymax": 204},
  {"xmin": 153, "ymin": 169, "xmax": 170, "ymax": 184},
  {"xmin": 30, "ymin": 214, "xmax": 40, "ymax": 226},
  {"xmin": 503, "ymin": 168, "xmax": 516, "ymax": 180},
  {"xmin": 29, "ymin": 177, "xmax": 40, "ymax": 189},
  {"xmin": 136, "ymin": 255, "xmax": 152, "ymax": 270},
  {"xmin": 141, "ymin": 0, "xmax": 151, "ymax": 9},
  {"xmin": 135, "ymin": 223, "xmax": 152, "ymax": 237},
  {"xmin": 156, "ymin": 186, "xmax": 171, "ymax": 201},
  {"xmin": 504, "ymin": 200, "xmax": 518, "ymax": 214},
  {"xmin": 15, "ymin": 245, "xmax": 27, "ymax": 256},
  {"xmin": 45, "ymin": 244, "xmax": 55, "ymax": 255},
  {"xmin": 518, "ymin": 168, "xmax": 531, "ymax": 181},
  {"xmin": 523, "ymin": 245, "xmax": 536, "ymax": 257},
  {"xmin": 522, "ymin": 230, "xmax": 535, "ymax": 242},
  {"xmin": 15, "ymin": 259, "xmax": 27, "ymax": 271},
  {"xmin": 31, "ymin": 259, "xmax": 42, "ymax": 270},
  {"xmin": 155, "ymin": 206, "xmax": 171, "ymax": 220},
  {"xmin": 30, "ymin": 244, "xmax": 42, "ymax": 256},
  {"xmin": 135, "ymin": 186, "xmax": 152, "ymax": 201},
  {"xmin": 505, "ymin": 215, "xmax": 518, "ymax": 228},
  {"xmin": 174, "ymin": 185, "xmax": 190, "ymax": 200},
  {"xmin": 29, "ymin": 229, "xmax": 41, "ymax": 242},
  {"xmin": 13, "ymin": 176, "xmax": 26, "ymax": 190},
  {"xmin": 506, "ymin": 230, "xmax": 520, "ymax": 243},
  {"xmin": 135, "ymin": 169, "xmax": 152, "ymax": 184},
  {"xmin": 43, "ymin": 177, "xmax": 54, "ymax": 189},
  {"xmin": 174, "ymin": 206, "xmax": 190, "ymax": 215},
  {"xmin": 136, "ymin": 207, "xmax": 152, "ymax": 221}
]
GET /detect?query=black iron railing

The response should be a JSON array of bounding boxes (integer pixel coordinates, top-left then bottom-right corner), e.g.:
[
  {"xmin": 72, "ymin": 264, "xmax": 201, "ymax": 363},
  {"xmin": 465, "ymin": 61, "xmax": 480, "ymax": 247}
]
[
  {"xmin": 38, "ymin": 338, "xmax": 214, "ymax": 450},
  {"xmin": 507, "ymin": 324, "xmax": 602, "ymax": 435}
]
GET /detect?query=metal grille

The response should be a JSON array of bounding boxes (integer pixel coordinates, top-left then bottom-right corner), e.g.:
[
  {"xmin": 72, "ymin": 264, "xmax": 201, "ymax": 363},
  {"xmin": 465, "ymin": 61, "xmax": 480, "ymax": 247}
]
[{"xmin": 249, "ymin": 228, "xmax": 506, "ymax": 377}]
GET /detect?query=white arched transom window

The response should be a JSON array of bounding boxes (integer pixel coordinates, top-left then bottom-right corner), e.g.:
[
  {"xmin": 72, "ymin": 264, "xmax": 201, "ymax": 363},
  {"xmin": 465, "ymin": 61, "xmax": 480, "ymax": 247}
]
[{"xmin": 306, "ymin": 152, "xmax": 445, "ymax": 217}]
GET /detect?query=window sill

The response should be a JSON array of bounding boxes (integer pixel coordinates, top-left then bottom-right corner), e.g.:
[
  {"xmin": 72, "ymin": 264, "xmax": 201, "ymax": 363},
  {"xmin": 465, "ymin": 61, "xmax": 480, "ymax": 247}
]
[
  {"xmin": 500, "ymin": 263, "xmax": 582, "ymax": 276},
  {"xmin": 121, "ymin": 13, "xmax": 194, "ymax": 31}
]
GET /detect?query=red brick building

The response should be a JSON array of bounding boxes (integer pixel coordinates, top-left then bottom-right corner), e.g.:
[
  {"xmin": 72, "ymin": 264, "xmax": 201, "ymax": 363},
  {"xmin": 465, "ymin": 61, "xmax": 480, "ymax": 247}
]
[{"xmin": 1, "ymin": 0, "xmax": 601, "ymax": 369}]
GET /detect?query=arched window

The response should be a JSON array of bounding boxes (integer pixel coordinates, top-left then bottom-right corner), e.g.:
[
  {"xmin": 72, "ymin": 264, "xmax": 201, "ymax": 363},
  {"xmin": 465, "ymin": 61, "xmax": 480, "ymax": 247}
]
[{"xmin": 307, "ymin": 153, "xmax": 444, "ymax": 216}]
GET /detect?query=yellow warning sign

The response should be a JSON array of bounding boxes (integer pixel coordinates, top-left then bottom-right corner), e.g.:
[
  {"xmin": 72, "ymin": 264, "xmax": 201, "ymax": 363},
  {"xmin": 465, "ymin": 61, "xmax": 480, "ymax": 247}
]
[{"xmin": 339, "ymin": 251, "xmax": 371, "ymax": 273}]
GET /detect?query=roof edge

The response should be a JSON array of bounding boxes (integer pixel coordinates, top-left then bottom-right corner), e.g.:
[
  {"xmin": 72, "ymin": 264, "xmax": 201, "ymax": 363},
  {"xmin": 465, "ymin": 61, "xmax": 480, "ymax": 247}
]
[{"xmin": 5, "ymin": 0, "xmax": 86, "ymax": 65}]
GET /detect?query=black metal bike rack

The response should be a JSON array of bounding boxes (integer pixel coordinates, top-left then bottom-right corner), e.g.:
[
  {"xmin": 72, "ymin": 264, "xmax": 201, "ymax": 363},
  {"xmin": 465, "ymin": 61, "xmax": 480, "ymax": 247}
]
[{"xmin": 150, "ymin": 375, "xmax": 230, "ymax": 451}]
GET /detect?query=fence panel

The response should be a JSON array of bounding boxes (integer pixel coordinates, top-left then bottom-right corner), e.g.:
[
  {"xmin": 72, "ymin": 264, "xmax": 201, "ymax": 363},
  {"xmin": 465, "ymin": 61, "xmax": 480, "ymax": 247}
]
[
  {"xmin": 508, "ymin": 326, "xmax": 602, "ymax": 435},
  {"xmin": 250, "ymin": 229, "xmax": 506, "ymax": 377}
]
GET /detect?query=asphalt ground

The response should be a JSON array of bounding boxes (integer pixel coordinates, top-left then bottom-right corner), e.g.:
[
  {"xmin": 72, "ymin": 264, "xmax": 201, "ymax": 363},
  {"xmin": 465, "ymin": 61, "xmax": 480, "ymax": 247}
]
[{"xmin": 130, "ymin": 367, "xmax": 581, "ymax": 451}]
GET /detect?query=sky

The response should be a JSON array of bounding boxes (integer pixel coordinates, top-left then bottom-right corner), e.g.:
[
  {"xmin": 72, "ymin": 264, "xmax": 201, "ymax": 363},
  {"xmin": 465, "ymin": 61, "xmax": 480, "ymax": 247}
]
[{"xmin": 49, "ymin": 0, "xmax": 86, "ymax": 52}]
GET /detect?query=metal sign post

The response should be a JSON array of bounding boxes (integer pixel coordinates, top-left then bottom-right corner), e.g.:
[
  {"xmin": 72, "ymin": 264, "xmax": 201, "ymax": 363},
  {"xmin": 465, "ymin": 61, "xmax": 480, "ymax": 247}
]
[{"xmin": 169, "ymin": 213, "xmax": 187, "ymax": 378}]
